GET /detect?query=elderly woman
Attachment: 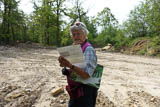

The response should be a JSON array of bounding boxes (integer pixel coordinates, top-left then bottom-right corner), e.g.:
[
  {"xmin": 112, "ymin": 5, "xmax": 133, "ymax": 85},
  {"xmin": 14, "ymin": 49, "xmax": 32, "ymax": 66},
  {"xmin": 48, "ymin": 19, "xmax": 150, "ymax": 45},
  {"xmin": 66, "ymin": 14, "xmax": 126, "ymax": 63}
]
[{"xmin": 58, "ymin": 21, "xmax": 98, "ymax": 107}]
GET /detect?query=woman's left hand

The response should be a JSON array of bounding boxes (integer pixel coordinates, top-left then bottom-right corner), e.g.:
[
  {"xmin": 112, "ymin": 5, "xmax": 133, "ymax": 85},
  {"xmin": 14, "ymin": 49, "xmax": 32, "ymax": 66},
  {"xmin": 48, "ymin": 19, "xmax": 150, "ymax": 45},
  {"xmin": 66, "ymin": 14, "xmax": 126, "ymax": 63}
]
[{"xmin": 58, "ymin": 56, "xmax": 72, "ymax": 68}]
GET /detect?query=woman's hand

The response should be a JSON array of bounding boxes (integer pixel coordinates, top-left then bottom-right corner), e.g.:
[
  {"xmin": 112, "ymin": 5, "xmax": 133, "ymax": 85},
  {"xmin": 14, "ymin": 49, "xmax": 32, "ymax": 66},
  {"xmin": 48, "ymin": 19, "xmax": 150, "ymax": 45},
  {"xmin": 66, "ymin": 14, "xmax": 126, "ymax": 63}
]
[
  {"xmin": 73, "ymin": 40, "xmax": 83, "ymax": 45},
  {"xmin": 58, "ymin": 56, "xmax": 89, "ymax": 79},
  {"xmin": 58, "ymin": 56, "xmax": 72, "ymax": 68}
]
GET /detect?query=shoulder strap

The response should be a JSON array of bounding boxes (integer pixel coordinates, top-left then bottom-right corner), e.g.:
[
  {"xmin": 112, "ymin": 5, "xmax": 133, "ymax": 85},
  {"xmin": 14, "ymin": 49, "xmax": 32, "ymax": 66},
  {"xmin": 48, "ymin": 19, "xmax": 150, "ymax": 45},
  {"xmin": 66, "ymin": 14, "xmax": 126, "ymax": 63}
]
[{"xmin": 81, "ymin": 42, "xmax": 92, "ymax": 53}]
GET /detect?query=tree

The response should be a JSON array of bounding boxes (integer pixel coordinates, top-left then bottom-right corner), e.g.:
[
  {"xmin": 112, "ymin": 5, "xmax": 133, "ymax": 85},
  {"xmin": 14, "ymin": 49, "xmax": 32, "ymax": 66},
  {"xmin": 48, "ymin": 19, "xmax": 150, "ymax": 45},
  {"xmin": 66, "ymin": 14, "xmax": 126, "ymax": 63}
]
[
  {"xmin": 123, "ymin": 2, "xmax": 149, "ymax": 38},
  {"xmin": 59, "ymin": 0, "xmax": 91, "ymax": 46},
  {"xmin": 29, "ymin": 0, "xmax": 57, "ymax": 45},
  {"xmin": 28, "ymin": 0, "xmax": 67, "ymax": 46},
  {"xmin": 53, "ymin": 0, "xmax": 66, "ymax": 46},
  {"xmin": 96, "ymin": 7, "xmax": 118, "ymax": 31},
  {"xmin": 95, "ymin": 7, "xmax": 119, "ymax": 46},
  {"xmin": 0, "ymin": 0, "xmax": 26, "ymax": 44},
  {"xmin": 121, "ymin": 0, "xmax": 160, "ymax": 56},
  {"xmin": 123, "ymin": 0, "xmax": 160, "ymax": 38},
  {"xmin": 145, "ymin": 0, "xmax": 160, "ymax": 36},
  {"xmin": 61, "ymin": 0, "xmax": 87, "ymax": 23},
  {"xmin": 82, "ymin": 16, "xmax": 97, "ymax": 44}
]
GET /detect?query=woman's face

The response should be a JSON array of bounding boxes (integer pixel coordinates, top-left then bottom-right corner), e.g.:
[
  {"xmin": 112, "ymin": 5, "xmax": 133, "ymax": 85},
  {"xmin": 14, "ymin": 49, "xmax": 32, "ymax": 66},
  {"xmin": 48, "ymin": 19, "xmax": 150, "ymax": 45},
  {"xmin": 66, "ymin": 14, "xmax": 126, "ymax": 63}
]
[{"xmin": 72, "ymin": 30, "xmax": 86, "ymax": 45}]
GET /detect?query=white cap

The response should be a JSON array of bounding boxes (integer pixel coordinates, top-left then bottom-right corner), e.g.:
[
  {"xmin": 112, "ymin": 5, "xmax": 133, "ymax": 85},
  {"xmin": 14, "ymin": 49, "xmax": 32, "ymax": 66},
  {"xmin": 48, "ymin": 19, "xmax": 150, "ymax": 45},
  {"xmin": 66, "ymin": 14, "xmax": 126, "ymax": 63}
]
[{"xmin": 70, "ymin": 21, "xmax": 89, "ymax": 37}]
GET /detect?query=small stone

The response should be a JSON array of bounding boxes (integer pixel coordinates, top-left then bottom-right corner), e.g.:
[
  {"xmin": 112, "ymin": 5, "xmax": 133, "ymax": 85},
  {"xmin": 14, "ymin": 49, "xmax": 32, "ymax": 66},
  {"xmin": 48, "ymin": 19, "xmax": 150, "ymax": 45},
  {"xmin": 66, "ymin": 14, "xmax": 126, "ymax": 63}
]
[
  {"xmin": 51, "ymin": 87, "xmax": 64, "ymax": 97},
  {"xmin": 60, "ymin": 100, "xmax": 65, "ymax": 104},
  {"xmin": 150, "ymin": 97, "xmax": 155, "ymax": 102},
  {"xmin": 130, "ymin": 104, "xmax": 134, "ymax": 107}
]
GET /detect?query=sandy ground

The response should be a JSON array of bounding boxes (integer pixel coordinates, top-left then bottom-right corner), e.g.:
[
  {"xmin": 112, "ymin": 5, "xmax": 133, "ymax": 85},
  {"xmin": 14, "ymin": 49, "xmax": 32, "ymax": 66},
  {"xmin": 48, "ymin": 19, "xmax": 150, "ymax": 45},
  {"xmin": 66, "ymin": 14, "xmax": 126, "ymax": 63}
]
[{"xmin": 0, "ymin": 45, "xmax": 160, "ymax": 107}]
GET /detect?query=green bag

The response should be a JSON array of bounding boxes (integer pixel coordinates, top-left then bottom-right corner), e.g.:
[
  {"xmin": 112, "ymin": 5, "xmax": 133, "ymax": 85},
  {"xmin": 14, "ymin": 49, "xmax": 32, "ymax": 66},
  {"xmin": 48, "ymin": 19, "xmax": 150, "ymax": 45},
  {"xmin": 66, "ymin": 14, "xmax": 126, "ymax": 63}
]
[{"xmin": 70, "ymin": 64, "xmax": 104, "ymax": 89}]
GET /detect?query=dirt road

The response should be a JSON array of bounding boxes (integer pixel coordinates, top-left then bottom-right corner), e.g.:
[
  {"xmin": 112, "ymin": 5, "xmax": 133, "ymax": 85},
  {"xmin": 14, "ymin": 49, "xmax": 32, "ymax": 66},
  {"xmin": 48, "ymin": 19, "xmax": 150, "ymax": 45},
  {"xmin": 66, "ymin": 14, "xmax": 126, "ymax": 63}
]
[{"xmin": 0, "ymin": 45, "xmax": 160, "ymax": 107}]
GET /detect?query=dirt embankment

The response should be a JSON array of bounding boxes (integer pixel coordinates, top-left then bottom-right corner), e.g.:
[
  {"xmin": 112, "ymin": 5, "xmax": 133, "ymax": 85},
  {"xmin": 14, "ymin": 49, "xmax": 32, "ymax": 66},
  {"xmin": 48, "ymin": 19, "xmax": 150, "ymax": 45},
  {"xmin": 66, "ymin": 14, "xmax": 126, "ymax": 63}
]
[{"xmin": 0, "ymin": 45, "xmax": 160, "ymax": 107}]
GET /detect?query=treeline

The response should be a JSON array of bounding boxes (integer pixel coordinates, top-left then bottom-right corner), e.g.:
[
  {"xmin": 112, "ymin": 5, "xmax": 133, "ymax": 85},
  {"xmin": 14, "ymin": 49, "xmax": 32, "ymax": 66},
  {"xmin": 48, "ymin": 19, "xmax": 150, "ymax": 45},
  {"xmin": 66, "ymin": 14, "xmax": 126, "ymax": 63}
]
[
  {"xmin": 0, "ymin": 0, "xmax": 160, "ymax": 56},
  {"xmin": 122, "ymin": 0, "xmax": 160, "ymax": 56}
]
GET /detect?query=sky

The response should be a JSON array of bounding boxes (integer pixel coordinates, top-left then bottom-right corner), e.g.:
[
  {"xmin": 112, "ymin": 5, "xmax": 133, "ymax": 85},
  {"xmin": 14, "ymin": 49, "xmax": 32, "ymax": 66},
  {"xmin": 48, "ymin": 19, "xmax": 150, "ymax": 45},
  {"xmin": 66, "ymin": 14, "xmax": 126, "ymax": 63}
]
[{"xmin": 18, "ymin": 0, "xmax": 143, "ymax": 24}]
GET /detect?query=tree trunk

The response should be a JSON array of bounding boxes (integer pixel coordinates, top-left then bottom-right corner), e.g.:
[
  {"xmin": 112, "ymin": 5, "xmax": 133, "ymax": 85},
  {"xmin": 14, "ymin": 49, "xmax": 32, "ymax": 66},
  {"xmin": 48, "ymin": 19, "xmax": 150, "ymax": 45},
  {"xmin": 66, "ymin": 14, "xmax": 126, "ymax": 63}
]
[
  {"xmin": 56, "ymin": 0, "xmax": 60, "ymax": 46},
  {"xmin": 8, "ymin": 1, "xmax": 11, "ymax": 34},
  {"xmin": 2, "ymin": 1, "xmax": 7, "ymax": 34},
  {"xmin": 23, "ymin": 24, "xmax": 27, "ymax": 42},
  {"xmin": 46, "ymin": 17, "xmax": 50, "ymax": 45},
  {"xmin": 11, "ymin": 24, "xmax": 15, "ymax": 42}
]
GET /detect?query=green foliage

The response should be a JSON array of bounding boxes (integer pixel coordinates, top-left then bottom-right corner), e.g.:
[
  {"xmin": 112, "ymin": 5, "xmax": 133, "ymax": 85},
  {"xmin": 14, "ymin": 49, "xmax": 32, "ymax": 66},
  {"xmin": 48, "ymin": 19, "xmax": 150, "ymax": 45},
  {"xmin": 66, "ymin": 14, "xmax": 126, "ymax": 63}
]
[
  {"xmin": 119, "ymin": 0, "xmax": 160, "ymax": 56},
  {"xmin": 28, "ymin": 0, "xmax": 62, "ymax": 45},
  {"xmin": 113, "ymin": 29, "xmax": 131, "ymax": 50},
  {"xmin": 59, "ymin": 24, "xmax": 72, "ymax": 46},
  {"xmin": 0, "ymin": 0, "xmax": 27, "ymax": 44},
  {"xmin": 82, "ymin": 16, "xmax": 98, "ymax": 45},
  {"xmin": 94, "ymin": 24, "xmax": 119, "ymax": 47},
  {"xmin": 65, "ymin": 0, "xmax": 87, "ymax": 23},
  {"xmin": 148, "ymin": 36, "xmax": 160, "ymax": 56},
  {"xmin": 136, "ymin": 48, "xmax": 146, "ymax": 55},
  {"xmin": 151, "ymin": 36, "xmax": 160, "ymax": 46},
  {"xmin": 123, "ymin": 0, "xmax": 160, "ymax": 38},
  {"xmin": 0, "ymin": 0, "xmax": 160, "ymax": 58},
  {"xmin": 93, "ymin": 7, "xmax": 120, "ymax": 47},
  {"xmin": 145, "ymin": 0, "xmax": 160, "ymax": 36},
  {"xmin": 127, "ymin": 36, "xmax": 160, "ymax": 56},
  {"xmin": 96, "ymin": 7, "xmax": 118, "ymax": 30}
]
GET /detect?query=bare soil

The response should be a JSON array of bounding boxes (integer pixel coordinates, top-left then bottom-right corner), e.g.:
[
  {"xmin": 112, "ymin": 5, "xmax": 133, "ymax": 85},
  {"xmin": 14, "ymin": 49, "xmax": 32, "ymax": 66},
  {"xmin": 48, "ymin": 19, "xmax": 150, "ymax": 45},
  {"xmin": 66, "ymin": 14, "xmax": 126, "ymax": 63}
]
[{"xmin": 0, "ymin": 45, "xmax": 160, "ymax": 107}]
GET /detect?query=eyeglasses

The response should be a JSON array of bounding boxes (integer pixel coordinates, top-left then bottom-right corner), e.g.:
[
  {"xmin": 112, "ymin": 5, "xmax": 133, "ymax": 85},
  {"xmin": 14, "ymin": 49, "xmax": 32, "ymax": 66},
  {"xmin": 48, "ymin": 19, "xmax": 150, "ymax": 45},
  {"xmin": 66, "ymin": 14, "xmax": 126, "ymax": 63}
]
[
  {"xmin": 71, "ymin": 22, "xmax": 86, "ymax": 28},
  {"xmin": 75, "ymin": 22, "xmax": 81, "ymax": 26},
  {"xmin": 72, "ymin": 29, "xmax": 84, "ymax": 36}
]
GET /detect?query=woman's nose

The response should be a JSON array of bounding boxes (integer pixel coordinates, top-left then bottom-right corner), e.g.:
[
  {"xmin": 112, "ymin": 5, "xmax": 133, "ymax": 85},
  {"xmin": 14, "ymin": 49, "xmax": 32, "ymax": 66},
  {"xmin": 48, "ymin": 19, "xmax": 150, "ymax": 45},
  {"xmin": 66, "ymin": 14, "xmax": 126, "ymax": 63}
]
[{"xmin": 73, "ymin": 35, "xmax": 79, "ymax": 39}]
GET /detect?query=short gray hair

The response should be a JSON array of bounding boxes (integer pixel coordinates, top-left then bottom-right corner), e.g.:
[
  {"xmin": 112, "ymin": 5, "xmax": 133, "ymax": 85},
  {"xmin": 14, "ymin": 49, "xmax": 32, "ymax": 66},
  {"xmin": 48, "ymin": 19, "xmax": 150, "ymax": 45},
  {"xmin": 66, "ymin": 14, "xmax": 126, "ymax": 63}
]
[{"xmin": 70, "ymin": 22, "xmax": 89, "ymax": 37}]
